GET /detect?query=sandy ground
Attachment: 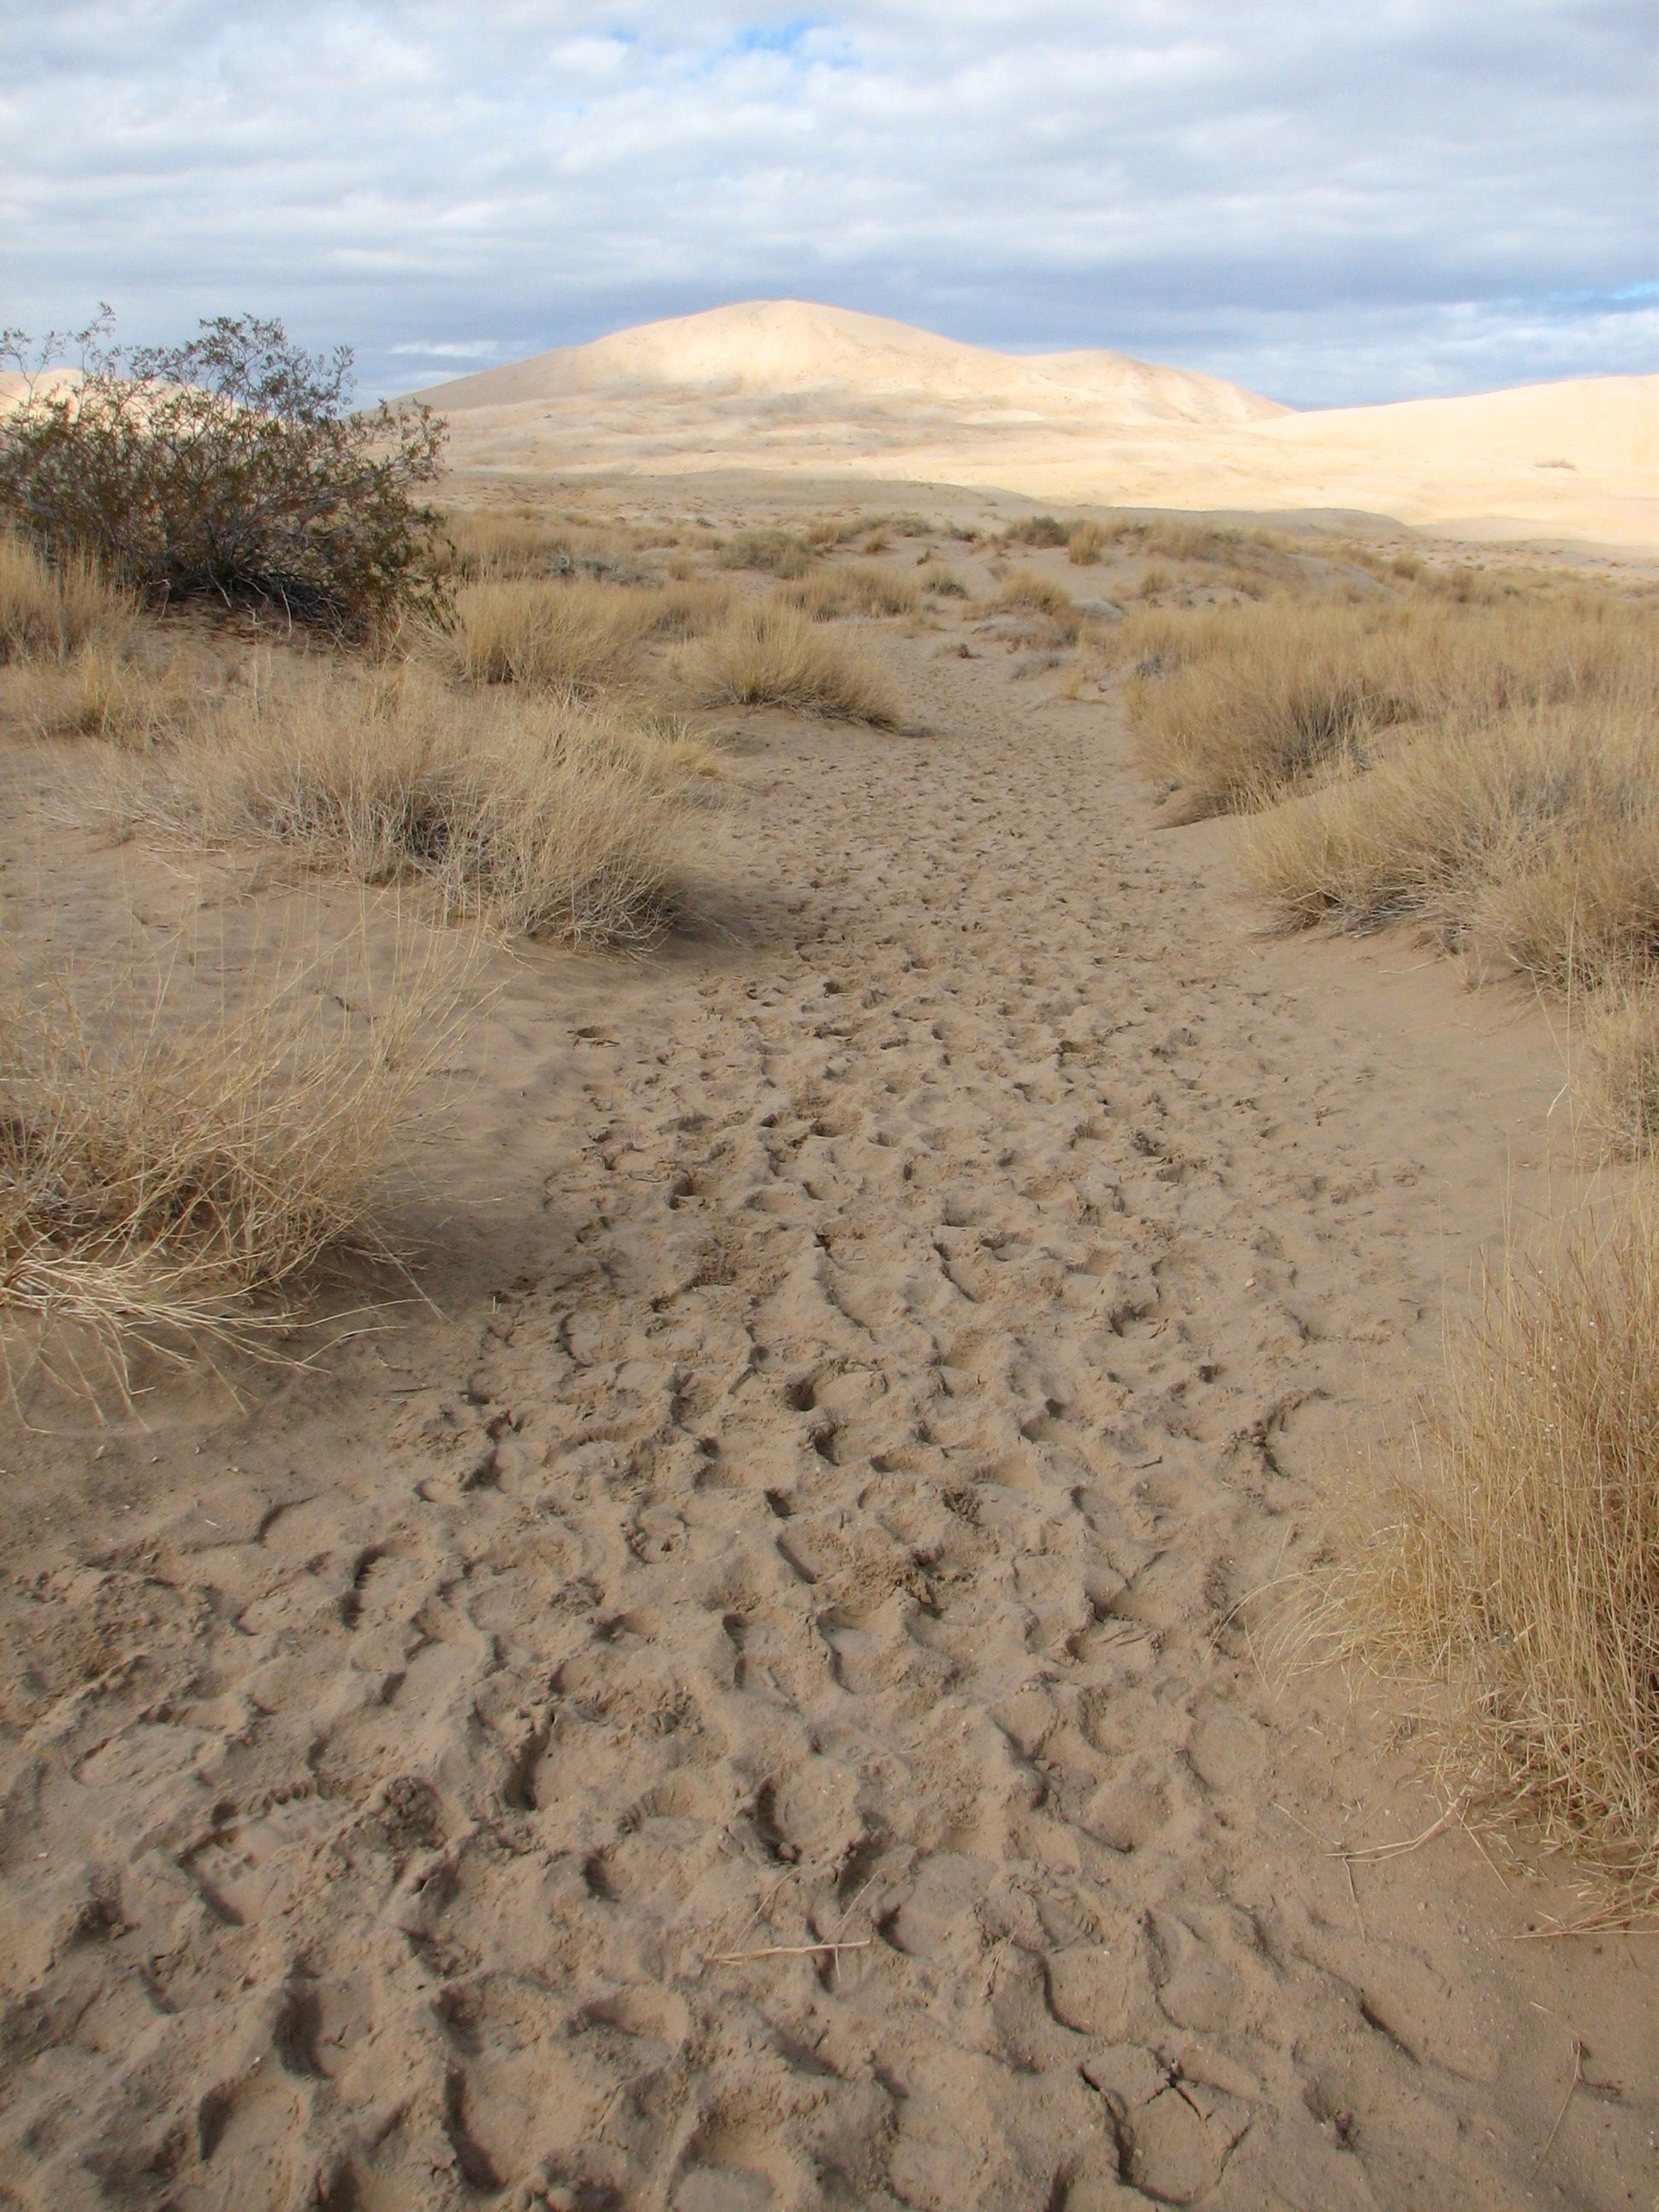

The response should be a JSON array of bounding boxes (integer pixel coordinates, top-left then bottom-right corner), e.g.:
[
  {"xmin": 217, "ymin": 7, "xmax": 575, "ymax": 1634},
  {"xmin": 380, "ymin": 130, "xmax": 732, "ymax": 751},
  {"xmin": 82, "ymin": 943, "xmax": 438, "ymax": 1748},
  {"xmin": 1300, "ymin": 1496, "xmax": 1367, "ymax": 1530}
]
[
  {"xmin": 413, "ymin": 302, "xmax": 1659, "ymax": 550},
  {"xmin": 1, "ymin": 560, "xmax": 1656, "ymax": 2210}
]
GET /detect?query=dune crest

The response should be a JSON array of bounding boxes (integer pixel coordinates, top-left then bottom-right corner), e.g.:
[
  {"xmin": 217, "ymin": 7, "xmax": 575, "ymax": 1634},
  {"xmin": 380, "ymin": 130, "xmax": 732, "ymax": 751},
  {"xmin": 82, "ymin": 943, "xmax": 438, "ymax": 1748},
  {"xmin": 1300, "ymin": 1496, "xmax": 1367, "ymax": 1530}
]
[
  {"xmin": 415, "ymin": 300, "xmax": 1657, "ymax": 546},
  {"xmin": 426, "ymin": 299, "xmax": 1287, "ymax": 428}
]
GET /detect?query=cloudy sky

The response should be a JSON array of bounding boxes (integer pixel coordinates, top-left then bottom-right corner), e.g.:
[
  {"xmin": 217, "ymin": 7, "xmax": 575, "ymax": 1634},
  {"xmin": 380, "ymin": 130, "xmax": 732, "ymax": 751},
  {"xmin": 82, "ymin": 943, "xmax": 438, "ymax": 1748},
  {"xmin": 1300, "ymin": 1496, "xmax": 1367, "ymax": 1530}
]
[{"xmin": 3, "ymin": 1, "xmax": 1653, "ymax": 408}]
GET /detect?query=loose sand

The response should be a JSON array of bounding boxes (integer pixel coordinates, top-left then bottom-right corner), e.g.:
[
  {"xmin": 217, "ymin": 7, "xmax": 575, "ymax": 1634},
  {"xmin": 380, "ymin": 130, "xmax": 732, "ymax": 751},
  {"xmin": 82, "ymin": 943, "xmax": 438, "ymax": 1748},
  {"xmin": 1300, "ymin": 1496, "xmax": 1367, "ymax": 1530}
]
[
  {"xmin": 413, "ymin": 302, "xmax": 1659, "ymax": 550},
  {"xmin": 0, "ymin": 509, "xmax": 1654, "ymax": 2209}
]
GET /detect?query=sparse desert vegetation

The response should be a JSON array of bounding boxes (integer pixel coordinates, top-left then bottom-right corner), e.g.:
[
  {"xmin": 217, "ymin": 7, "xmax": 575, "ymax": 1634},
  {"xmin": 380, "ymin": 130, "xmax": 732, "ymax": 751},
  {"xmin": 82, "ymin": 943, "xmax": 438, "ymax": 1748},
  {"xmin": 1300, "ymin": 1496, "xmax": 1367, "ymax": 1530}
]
[
  {"xmin": 446, "ymin": 572, "xmax": 730, "ymax": 694},
  {"xmin": 0, "ymin": 918, "xmax": 460, "ymax": 1382},
  {"xmin": 1119, "ymin": 586, "xmax": 1659, "ymax": 1148},
  {"xmin": 782, "ymin": 562, "xmax": 920, "ymax": 620},
  {"xmin": 0, "ymin": 529, "xmax": 133, "ymax": 664},
  {"xmin": 3, "ymin": 418, "xmax": 1655, "ymax": 2206},
  {"xmin": 0, "ymin": 314, "xmax": 448, "ymax": 635},
  {"xmin": 675, "ymin": 597, "xmax": 899, "ymax": 721},
  {"xmin": 1326, "ymin": 1188, "xmax": 1659, "ymax": 1902},
  {"xmin": 1099, "ymin": 553, "xmax": 1659, "ymax": 1898},
  {"xmin": 119, "ymin": 657, "xmax": 707, "ymax": 945}
]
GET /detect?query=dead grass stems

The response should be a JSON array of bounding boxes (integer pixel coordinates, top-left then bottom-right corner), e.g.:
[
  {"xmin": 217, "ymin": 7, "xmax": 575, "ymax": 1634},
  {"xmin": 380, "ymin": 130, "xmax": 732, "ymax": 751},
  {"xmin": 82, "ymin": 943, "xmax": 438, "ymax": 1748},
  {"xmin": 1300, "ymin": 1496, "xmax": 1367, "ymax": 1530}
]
[
  {"xmin": 674, "ymin": 599, "xmax": 899, "ymax": 723},
  {"xmin": 116, "ymin": 655, "xmax": 708, "ymax": 947},
  {"xmin": 781, "ymin": 565, "xmax": 920, "ymax": 620},
  {"xmin": 0, "ymin": 911, "xmax": 466, "ymax": 1395},
  {"xmin": 1317, "ymin": 1188, "xmax": 1659, "ymax": 1909},
  {"xmin": 1, "ymin": 530, "xmax": 133, "ymax": 664}
]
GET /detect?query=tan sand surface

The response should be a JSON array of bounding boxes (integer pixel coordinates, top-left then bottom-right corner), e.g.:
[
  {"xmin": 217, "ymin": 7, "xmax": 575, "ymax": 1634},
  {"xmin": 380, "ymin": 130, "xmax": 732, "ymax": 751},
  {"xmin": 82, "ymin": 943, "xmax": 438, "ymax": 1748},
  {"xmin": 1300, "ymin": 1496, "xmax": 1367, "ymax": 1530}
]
[
  {"xmin": 415, "ymin": 301, "xmax": 1658, "ymax": 547},
  {"xmin": 0, "ymin": 551, "xmax": 1653, "ymax": 2209}
]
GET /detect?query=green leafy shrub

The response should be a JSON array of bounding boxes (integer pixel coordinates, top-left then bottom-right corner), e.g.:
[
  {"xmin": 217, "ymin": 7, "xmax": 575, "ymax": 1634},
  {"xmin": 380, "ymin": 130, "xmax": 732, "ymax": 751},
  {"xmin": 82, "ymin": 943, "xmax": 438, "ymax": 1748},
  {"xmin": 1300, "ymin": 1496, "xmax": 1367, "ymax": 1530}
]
[{"xmin": 0, "ymin": 310, "xmax": 448, "ymax": 636}]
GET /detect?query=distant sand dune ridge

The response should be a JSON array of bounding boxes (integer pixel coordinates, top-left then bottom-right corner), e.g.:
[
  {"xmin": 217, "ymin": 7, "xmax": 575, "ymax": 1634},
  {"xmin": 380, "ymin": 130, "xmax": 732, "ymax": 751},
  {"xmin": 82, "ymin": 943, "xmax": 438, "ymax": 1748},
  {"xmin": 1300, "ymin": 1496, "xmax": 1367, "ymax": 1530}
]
[{"xmin": 414, "ymin": 299, "xmax": 1658, "ymax": 547}]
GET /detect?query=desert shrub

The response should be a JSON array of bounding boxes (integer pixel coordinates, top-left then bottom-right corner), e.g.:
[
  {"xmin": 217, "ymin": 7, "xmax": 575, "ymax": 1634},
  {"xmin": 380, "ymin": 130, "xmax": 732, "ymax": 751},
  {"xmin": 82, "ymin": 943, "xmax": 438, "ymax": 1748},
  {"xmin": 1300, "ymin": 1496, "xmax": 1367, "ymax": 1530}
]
[
  {"xmin": 1067, "ymin": 522, "xmax": 1105, "ymax": 566},
  {"xmin": 0, "ymin": 921, "xmax": 458, "ymax": 1374},
  {"xmin": 0, "ymin": 530, "xmax": 132, "ymax": 663},
  {"xmin": 121, "ymin": 656, "xmax": 704, "ymax": 946},
  {"xmin": 1138, "ymin": 563, "xmax": 1171, "ymax": 600},
  {"xmin": 675, "ymin": 601, "xmax": 898, "ymax": 723},
  {"xmin": 1326, "ymin": 1190, "xmax": 1659, "ymax": 1900},
  {"xmin": 0, "ymin": 311, "xmax": 446, "ymax": 636},
  {"xmin": 446, "ymin": 576, "xmax": 729, "ymax": 695},
  {"xmin": 1008, "ymin": 515, "xmax": 1069, "ymax": 548},
  {"xmin": 715, "ymin": 528, "xmax": 813, "ymax": 579},
  {"xmin": 782, "ymin": 565, "xmax": 920, "ymax": 620},
  {"xmin": 928, "ymin": 571, "xmax": 969, "ymax": 598}
]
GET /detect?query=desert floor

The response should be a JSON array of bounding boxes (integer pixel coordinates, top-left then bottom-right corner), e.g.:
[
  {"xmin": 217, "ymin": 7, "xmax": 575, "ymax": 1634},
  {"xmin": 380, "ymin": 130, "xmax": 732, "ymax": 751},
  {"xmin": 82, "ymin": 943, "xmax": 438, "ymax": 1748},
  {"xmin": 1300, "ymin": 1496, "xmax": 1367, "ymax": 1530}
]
[{"xmin": 0, "ymin": 492, "xmax": 1654, "ymax": 2211}]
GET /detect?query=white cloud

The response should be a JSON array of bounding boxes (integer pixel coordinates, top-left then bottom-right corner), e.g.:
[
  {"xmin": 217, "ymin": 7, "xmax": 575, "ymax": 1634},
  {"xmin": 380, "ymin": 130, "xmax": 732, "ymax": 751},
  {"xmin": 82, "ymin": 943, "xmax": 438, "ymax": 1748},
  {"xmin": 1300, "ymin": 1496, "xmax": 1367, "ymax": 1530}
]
[{"xmin": 0, "ymin": 1, "xmax": 1652, "ymax": 404}]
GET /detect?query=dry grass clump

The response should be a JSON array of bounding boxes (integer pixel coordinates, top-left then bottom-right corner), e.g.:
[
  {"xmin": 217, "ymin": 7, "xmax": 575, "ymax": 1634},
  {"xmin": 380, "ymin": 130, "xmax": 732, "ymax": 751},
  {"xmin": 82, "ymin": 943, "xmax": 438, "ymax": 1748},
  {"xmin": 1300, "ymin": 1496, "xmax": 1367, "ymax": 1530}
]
[
  {"xmin": 1006, "ymin": 515, "xmax": 1070, "ymax": 548},
  {"xmin": 1067, "ymin": 522, "xmax": 1105, "ymax": 566},
  {"xmin": 782, "ymin": 565, "xmax": 920, "ymax": 620},
  {"xmin": 1582, "ymin": 981, "xmax": 1659, "ymax": 1159},
  {"xmin": 0, "ymin": 532, "xmax": 133, "ymax": 664},
  {"xmin": 1243, "ymin": 703, "xmax": 1659, "ymax": 988},
  {"xmin": 675, "ymin": 601, "xmax": 899, "ymax": 724},
  {"xmin": 445, "ymin": 575, "xmax": 729, "ymax": 696},
  {"xmin": 21, "ymin": 631, "xmax": 208, "ymax": 748},
  {"xmin": 715, "ymin": 528, "xmax": 814, "ymax": 579},
  {"xmin": 446, "ymin": 510, "xmax": 579, "ymax": 581},
  {"xmin": 996, "ymin": 572, "xmax": 1081, "ymax": 641},
  {"xmin": 1326, "ymin": 1192, "xmax": 1659, "ymax": 1902},
  {"xmin": 124, "ymin": 657, "xmax": 705, "ymax": 946},
  {"xmin": 1128, "ymin": 594, "xmax": 1656, "ymax": 816},
  {"xmin": 0, "ymin": 923, "xmax": 458, "ymax": 1374}
]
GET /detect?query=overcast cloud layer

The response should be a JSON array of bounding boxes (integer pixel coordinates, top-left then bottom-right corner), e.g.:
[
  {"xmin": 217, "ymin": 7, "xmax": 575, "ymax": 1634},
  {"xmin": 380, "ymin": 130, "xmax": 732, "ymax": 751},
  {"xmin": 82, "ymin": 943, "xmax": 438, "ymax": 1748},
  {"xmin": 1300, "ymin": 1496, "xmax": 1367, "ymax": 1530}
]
[{"xmin": 3, "ymin": 1, "xmax": 1654, "ymax": 407}]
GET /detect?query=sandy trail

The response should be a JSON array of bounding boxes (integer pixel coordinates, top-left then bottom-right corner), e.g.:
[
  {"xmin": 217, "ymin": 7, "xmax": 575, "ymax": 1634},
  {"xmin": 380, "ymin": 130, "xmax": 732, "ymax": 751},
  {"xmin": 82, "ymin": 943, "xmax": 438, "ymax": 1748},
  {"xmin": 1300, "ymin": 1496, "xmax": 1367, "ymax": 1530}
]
[{"xmin": 1, "ymin": 642, "xmax": 1653, "ymax": 2209}]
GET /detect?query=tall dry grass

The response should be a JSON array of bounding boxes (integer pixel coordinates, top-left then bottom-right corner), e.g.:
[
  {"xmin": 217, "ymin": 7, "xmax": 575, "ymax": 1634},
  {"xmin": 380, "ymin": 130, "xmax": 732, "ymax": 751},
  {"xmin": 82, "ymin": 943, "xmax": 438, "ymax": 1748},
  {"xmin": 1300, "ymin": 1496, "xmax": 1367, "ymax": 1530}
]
[
  {"xmin": 715, "ymin": 528, "xmax": 813, "ymax": 578},
  {"xmin": 675, "ymin": 601, "xmax": 899, "ymax": 723},
  {"xmin": 1243, "ymin": 702, "xmax": 1659, "ymax": 988},
  {"xmin": 1582, "ymin": 982, "xmax": 1659, "ymax": 1159},
  {"xmin": 995, "ymin": 572, "xmax": 1082, "ymax": 641},
  {"xmin": 0, "ymin": 920, "xmax": 460, "ymax": 1379},
  {"xmin": 1325, "ymin": 1191, "xmax": 1659, "ymax": 1903},
  {"xmin": 445, "ymin": 575, "xmax": 729, "ymax": 696},
  {"xmin": 781, "ymin": 565, "xmax": 920, "ymax": 620},
  {"xmin": 0, "ymin": 531, "xmax": 132, "ymax": 664},
  {"xmin": 120, "ymin": 656, "xmax": 705, "ymax": 946},
  {"xmin": 1125, "ymin": 593, "xmax": 1655, "ymax": 816}
]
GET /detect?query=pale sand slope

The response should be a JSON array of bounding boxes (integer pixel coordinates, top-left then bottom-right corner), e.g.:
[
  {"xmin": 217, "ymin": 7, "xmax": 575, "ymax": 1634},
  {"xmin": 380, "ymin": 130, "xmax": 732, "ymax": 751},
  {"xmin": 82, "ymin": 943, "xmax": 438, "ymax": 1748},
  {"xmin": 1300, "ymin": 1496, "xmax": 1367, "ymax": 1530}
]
[
  {"xmin": 415, "ymin": 300, "xmax": 1658, "ymax": 546},
  {"xmin": 0, "ymin": 594, "xmax": 1653, "ymax": 2209}
]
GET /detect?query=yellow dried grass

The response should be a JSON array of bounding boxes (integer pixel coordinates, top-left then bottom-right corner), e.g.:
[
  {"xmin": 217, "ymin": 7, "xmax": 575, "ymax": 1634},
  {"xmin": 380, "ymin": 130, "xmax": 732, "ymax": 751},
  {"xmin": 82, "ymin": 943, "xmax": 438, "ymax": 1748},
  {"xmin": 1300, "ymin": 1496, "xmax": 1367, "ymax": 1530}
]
[
  {"xmin": 1323, "ymin": 1191, "xmax": 1659, "ymax": 1903},
  {"xmin": 0, "ymin": 531, "xmax": 133, "ymax": 664},
  {"xmin": 0, "ymin": 917, "xmax": 462, "ymax": 1382},
  {"xmin": 674, "ymin": 601, "xmax": 899, "ymax": 723},
  {"xmin": 118, "ymin": 656, "xmax": 710, "ymax": 946},
  {"xmin": 445, "ymin": 575, "xmax": 729, "ymax": 695}
]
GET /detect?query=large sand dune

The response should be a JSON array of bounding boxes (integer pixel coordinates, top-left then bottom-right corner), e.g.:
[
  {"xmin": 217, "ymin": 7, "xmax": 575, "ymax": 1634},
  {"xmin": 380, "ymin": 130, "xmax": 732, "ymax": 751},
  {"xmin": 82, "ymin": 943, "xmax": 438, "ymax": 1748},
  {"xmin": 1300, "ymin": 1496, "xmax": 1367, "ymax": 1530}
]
[{"xmin": 415, "ymin": 300, "xmax": 1657, "ymax": 546}]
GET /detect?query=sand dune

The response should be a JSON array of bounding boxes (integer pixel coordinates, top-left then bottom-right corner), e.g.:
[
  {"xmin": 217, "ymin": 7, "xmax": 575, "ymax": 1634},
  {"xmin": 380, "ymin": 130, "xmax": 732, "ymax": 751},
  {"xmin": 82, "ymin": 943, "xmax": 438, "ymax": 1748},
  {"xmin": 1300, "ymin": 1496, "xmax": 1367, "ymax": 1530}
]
[
  {"xmin": 415, "ymin": 300, "xmax": 1658, "ymax": 546},
  {"xmin": 427, "ymin": 300, "xmax": 1287, "ymax": 429}
]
